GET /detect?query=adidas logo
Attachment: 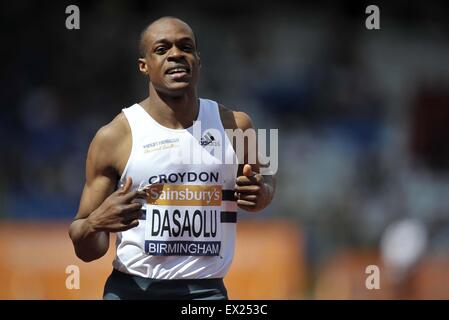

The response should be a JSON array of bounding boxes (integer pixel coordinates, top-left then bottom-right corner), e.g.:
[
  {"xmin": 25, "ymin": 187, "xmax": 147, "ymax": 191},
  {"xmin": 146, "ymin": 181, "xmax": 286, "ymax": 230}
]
[{"xmin": 200, "ymin": 132, "xmax": 220, "ymax": 146}]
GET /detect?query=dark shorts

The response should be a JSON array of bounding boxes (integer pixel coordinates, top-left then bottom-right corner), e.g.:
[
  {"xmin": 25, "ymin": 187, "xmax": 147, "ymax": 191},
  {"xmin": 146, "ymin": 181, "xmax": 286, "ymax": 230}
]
[{"xmin": 103, "ymin": 269, "xmax": 228, "ymax": 300}]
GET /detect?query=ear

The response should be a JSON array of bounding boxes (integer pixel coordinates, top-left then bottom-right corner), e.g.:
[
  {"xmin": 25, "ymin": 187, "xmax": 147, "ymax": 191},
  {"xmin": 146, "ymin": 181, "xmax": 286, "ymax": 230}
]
[{"xmin": 138, "ymin": 58, "xmax": 149, "ymax": 76}]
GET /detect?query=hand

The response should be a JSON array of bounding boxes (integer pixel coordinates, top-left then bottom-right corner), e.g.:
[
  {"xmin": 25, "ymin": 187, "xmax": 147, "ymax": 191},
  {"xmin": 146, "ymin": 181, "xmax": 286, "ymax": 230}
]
[
  {"xmin": 87, "ymin": 177, "xmax": 147, "ymax": 232},
  {"xmin": 235, "ymin": 164, "xmax": 271, "ymax": 212}
]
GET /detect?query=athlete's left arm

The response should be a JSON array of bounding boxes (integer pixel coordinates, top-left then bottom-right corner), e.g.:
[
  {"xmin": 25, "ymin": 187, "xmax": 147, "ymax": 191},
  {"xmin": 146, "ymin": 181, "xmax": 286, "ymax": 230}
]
[{"xmin": 233, "ymin": 111, "xmax": 277, "ymax": 213}]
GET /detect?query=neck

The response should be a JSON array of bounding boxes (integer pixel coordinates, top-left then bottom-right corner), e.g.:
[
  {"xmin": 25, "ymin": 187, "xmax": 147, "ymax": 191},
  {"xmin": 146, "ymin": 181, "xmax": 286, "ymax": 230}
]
[{"xmin": 140, "ymin": 85, "xmax": 199, "ymax": 129}]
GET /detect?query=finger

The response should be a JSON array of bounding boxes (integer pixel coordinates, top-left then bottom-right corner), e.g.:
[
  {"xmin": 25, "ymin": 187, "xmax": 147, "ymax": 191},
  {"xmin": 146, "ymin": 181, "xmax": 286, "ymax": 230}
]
[
  {"xmin": 234, "ymin": 192, "xmax": 258, "ymax": 201},
  {"xmin": 119, "ymin": 177, "xmax": 133, "ymax": 194},
  {"xmin": 143, "ymin": 183, "xmax": 164, "ymax": 192},
  {"xmin": 239, "ymin": 194, "xmax": 258, "ymax": 202},
  {"xmin": 236, "ymin": 175, "xmax": 259, "ymax": 186},
  {"xmin": 235, "ymin": 185, "xmax": 260, "ymax": 194},
  {"xmin": 123, "ymin": 190, "xmax": 148, "ymax": 202},
  {"xmin": 117, "ymin": 219, "xmax": 140, "ymax": 231},
  {"xmin": 237, "ymin": 199, "xmax": 257, "ymax": 207},
  {"xmin": 122, "ymin": 207, "xmax": 143, "ymax": 220},
  {"xmin": 243, "ymin": 164, "xmax": 253, "ymax": 177},
  {"xmin": 121, "ymin": 202, "xmax": 143, "ymax": 214},
  {"xmin": 122, "ymin": 213, "xmax": 143, "ymax": 224}
]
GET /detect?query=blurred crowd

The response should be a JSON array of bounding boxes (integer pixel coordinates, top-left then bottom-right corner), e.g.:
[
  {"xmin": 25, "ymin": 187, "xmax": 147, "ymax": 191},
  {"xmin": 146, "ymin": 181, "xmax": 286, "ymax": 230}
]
[{"xmin": 1, "ymin": 0, "xmax": 449, "ymax": 295}]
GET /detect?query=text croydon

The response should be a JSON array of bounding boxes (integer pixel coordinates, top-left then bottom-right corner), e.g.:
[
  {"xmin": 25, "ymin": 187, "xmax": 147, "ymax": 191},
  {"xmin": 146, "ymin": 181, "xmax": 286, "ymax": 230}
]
[{"xmin": 148, "ymin": 171, "xmax": 219, "ymax": 184}]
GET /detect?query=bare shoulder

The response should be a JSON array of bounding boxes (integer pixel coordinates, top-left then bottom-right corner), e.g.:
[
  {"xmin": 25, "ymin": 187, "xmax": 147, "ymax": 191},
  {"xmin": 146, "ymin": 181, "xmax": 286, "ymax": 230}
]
[
  {"xmin": 92, "ymin": 113, "xmax": 129, "ymax": 150},
  {"xmin": 218, "ymin": 104, "xmax": 254, "ymax": 131},
  {"xmin": 88, "ymin": 112, "xmax": 130, "ymax": 174}
]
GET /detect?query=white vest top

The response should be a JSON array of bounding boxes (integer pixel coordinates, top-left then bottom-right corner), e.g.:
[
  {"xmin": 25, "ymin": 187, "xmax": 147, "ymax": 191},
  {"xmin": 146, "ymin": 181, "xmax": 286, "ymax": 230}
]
[{"xmin": 112, "ymin": 98, "xmax": 239, "ymax": 279}]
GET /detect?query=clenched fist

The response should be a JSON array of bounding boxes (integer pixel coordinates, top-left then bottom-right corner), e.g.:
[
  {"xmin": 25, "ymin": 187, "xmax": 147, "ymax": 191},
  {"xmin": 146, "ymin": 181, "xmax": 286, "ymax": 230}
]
[{"xmin": 235, "ymin": 164, "xmax": 273, "ymax": 212}]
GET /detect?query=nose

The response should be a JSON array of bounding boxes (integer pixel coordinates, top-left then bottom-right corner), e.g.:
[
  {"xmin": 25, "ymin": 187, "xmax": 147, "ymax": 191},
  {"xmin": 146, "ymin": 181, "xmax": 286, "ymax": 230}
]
[{"xmin": 167, "ymin": 45, "xmax": 184, "ymax": 61}]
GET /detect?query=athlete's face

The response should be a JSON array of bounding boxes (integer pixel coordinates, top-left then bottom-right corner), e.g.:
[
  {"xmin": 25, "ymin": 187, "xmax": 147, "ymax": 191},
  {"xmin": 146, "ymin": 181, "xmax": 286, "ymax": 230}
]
[{"xmin": 139, "ymin": 19, "xmax": 200, "ymax": 97}]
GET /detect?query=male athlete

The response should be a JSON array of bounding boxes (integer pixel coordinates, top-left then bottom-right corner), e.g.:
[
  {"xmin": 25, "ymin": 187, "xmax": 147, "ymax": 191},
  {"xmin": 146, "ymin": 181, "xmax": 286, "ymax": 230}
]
[{"xmin": 69, "ymin": 17, "xmax": 276, "ymax": 300}]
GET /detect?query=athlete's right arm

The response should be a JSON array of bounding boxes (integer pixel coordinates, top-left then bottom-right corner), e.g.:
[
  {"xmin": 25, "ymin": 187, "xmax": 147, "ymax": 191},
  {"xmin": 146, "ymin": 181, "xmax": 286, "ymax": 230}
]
[{"xmin": 68, "ymin": 123, "xmax": 146, "ymax": 262}]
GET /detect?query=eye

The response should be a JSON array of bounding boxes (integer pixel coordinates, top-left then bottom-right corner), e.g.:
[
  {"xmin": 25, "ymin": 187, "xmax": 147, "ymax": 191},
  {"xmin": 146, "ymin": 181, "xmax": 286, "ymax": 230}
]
[
  {"xmin": 154, "ymin": 46, "xmax": 167, "ymax": 55},
  {"xmin": 182, "ymin": 44, "xmax": 194, "ymax": 52}
]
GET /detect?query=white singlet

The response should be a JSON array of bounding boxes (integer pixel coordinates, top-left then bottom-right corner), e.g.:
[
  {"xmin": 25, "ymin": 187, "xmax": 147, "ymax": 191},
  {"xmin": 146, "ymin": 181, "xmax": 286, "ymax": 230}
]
[{"xmin": 112, "ymin": 98, "xmax": 239, "ymax": 279}]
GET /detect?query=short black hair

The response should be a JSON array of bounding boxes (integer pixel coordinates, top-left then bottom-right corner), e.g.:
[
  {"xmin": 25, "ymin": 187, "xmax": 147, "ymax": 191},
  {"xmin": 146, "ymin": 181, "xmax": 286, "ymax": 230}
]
[{"xmin": 138, "ymin": 16, "xmax": 198, "ymax": 58}]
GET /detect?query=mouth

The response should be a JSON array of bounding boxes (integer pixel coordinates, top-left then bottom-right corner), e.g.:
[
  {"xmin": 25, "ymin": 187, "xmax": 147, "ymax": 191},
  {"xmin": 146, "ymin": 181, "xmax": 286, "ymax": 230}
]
[{"xmin": 165, "ymin": 65, "xmax": 191, "ymax": 79}]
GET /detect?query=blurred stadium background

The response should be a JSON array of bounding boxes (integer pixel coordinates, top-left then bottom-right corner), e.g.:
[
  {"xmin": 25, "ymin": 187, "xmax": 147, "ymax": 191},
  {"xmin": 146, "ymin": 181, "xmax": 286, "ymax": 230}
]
[{"xmin": 1, "ymin": 0, "xmax": 449, "ymax": 299}]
